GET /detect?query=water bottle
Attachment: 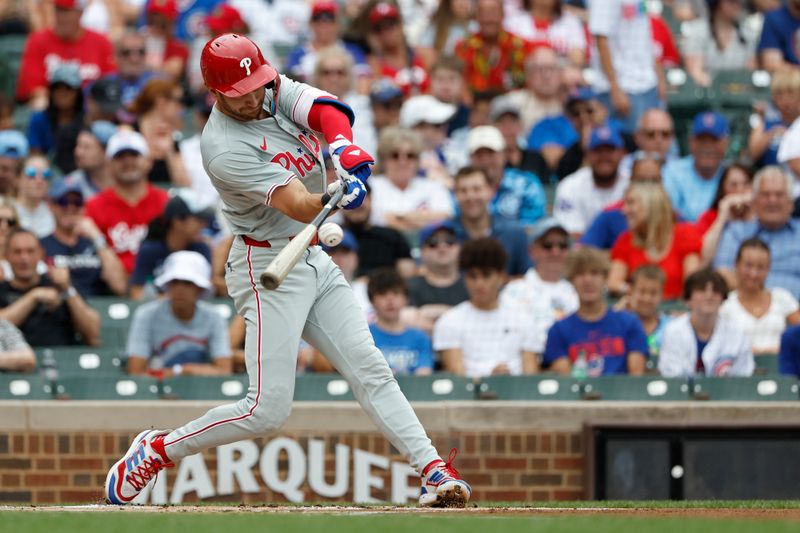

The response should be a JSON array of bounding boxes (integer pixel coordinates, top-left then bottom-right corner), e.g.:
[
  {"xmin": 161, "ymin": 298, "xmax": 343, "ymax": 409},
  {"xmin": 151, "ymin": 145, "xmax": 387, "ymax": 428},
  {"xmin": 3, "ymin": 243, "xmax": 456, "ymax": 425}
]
[
  {"xmin": 572, "ymin": 350, "xmax": 588, "ymax": 380},
  {"xmin": 40, "ymin": 348, "xmax": 59, "ymax": 391}
]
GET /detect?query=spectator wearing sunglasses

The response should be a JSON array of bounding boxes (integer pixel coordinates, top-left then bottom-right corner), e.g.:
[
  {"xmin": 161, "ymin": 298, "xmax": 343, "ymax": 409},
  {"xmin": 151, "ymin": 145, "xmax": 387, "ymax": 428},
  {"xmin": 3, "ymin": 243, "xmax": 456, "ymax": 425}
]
[
  {"xmin": 618, "ymin": 109, "xmax": 677, "ymax": 180},
  {"xmin": 0, "ymin": 131, "xmax": 29, "ymax": 197},
  {"xmin": 15, "ymin": 155, "xmax": 56, "ymax": 239},
  {"xmin": 404, "ymin": 221, "xmax": 468, "ymax": 335},
  {"xmin": 106, "ymin": 31, "xmax": 160, "ymax": 109},
  {"xmin": 40, "ymin": 177, "xmax": 127, "ymax": 297},
  {"xmin": 501, "ymin": 217, "xmax": 578, "ymax": 337}
]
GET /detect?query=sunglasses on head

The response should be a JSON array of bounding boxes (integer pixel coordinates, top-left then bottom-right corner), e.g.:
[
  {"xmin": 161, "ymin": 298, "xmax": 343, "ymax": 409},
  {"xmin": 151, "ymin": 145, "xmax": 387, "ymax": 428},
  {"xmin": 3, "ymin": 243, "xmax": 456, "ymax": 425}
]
[
  {"xmin": 425, "ymin": 236, "xmax": 457, "ymax": 248},
  {"xmin": 24, "ymin": 167, "xmax": 52, "ymax": 179}
]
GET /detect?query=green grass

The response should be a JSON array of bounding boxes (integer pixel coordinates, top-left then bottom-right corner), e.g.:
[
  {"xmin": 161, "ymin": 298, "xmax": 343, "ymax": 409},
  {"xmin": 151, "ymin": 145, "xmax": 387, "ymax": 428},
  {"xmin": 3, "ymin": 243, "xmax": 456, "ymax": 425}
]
[{"xmin": 1, "ymin": 512, "xmax": 799, "ymax": 533}]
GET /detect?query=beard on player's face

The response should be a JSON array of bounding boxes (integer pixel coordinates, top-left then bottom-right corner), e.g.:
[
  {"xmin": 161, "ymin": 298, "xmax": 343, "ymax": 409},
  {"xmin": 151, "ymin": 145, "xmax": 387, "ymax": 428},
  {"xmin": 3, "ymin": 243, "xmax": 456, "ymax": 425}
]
[{"xmin": 214, "ymin": 88, "xmax": 267, "ymax": 121}]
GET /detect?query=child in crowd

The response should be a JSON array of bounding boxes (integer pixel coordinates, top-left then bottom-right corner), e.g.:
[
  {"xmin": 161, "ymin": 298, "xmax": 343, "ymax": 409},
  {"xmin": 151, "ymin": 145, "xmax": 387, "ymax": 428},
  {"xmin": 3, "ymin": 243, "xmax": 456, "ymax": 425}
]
[
  {"xmin": 618, "ymin": 265, "xmax": 672, "ymax": 358},
  {"xmin": 368, "ymin": 268, "xmax": 434, "ymax": 375},
  {"xmin": 659, "ymin": 268, "xmax": 754, "ymax": 377},
  {"xmin": 433, "ymin": 237, "xmax": 540, "ymax": 378},
  {"xmin": 544, "ymin": 248, "xmax": 648, "ymax": 376}
]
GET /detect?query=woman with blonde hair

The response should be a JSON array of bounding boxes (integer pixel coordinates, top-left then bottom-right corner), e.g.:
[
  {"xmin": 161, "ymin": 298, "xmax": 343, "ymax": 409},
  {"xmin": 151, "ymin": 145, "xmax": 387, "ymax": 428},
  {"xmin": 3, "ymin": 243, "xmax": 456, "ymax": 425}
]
[
  {"xmin": 368, "ymin": 127, "xmax": 453, "ymax": 232},
  {"xmin": 608, "ymin": 181, "xmax": 702, "ymax": 300},
  {"xmin": 129, "ymin": 78, "xmax": 190, "ymax": 187}
]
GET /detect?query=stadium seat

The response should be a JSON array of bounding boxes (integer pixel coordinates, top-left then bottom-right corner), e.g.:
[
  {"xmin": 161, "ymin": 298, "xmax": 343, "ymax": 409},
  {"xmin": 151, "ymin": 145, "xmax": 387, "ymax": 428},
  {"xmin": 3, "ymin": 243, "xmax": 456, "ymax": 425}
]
[
  {"xmin": 87, "ymin": 297, "xmax": 141, "ymax": 350},
  {"xmin": 293, "ymin": 373, "xmax": 356, "ymax": 401},
  {"xmin": 0, "ymin": 374, "xmax": 51, "ymax": 399},
  {"xmin": 0, "ymin": 34, "xmax": 26, "ymax": 98},
  {"xmin": 691, "ymin": 376, "xmax": 800, "ymax": 401},
  {"xmin": 394, "ymin": 374, "xmax": 476, "ymax": 401},
  {"xmin": 36, "ymin": 346, "xmax": 126, "ymax": 377},
  {"xmin": 582, "ymin": 376, "xmax": 691, "ymax": 401},
  {"xmin": 665, "ymin": 68, "xmax": 710, "ymax": 154},
  {"xmin": 753, "ymin": 354, "xmax": 780, "ymax": 376},
  {"xmin": 161, "ymin": 375, "xmax": 250, "ymax": 400},
  {"xmin": 55, "ymin": 375, "xmax": 161, "ymax": 400},
  {"xmin": 477, "ymin": 375, "xmax": 582, "ymax": 400},
  {"xmin": 710, "ymin": 69, "xmax": 771, "ymax": 112}
]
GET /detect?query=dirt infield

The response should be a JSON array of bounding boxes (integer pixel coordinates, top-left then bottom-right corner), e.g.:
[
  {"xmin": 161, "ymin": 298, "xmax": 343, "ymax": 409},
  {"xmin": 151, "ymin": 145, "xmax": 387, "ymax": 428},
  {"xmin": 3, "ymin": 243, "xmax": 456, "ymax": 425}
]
[{"xmin": 3, "ymin": 505, "xmax": 800, "ymax": 521}]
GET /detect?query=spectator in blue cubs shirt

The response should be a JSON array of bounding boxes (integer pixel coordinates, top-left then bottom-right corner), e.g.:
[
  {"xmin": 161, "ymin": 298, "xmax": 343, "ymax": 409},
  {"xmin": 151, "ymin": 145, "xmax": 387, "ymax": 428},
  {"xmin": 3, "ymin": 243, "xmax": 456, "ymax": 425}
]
[
  {"xmin": 40, "ymin": 178, "xmax": 128, "ymax": 297},
  {"xmin": 130, "ymin": 188, "xmax": 213, "ymax": 300},
  {"xmin": 544, "ymin": 247, "xmax": 648, "ymax": 376},
  {"xmin": 757, "ymin": 0, "xmax": 800, "ymax": 72},
  {"xmin": 662, "ymin": 111, "xmax": 729, "ymax": 222},
  {"xmin": 779, "ymin": 324, "xmax": 800, "ymax": 377},
  {"xmin": 368, "ymin": 268, "xmax": 434, "ymax": 375}
]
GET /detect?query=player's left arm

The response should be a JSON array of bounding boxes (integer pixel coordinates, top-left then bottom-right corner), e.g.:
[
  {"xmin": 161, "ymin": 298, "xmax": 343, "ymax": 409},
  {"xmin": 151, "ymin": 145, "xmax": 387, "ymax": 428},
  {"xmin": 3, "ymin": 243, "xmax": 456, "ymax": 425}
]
[{"xmin": 307, "ymin": 100, "xmax": 375, "ymax": 181}]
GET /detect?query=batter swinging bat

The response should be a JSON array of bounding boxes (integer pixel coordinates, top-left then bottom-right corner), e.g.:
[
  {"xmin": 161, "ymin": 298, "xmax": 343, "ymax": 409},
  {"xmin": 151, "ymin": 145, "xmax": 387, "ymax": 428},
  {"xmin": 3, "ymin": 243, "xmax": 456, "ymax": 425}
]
[{"xmin": 260, "ymin": 183, "xmax": 345, "ymax": 290}]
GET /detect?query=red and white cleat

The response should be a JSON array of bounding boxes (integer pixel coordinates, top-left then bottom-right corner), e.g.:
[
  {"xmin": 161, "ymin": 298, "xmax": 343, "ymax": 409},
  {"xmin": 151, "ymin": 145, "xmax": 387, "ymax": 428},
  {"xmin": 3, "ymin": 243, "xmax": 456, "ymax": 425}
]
[
  {"xmin": 419, "ymin": 449, "xmax": 472, "ymax": 508},
  {"xmin": 104, "ymin": 429, "xmax": 173, "ymax": 505}
]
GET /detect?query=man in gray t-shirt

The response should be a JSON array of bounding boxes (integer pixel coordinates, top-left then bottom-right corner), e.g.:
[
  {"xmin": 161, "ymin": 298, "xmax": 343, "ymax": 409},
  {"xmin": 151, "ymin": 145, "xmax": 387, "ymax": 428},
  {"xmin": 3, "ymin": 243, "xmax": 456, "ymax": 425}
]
[{"xmin": 125, "ymin": 251, "xmax": 231, "ymax": 377}]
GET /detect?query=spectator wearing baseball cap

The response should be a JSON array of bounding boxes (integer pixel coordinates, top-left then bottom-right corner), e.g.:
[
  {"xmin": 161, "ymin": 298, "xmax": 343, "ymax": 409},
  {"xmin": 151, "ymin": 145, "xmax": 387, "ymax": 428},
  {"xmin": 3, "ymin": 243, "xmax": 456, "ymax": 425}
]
[
  {"xmin": 400, "ymin": 95, "xmax": 466, "ymax": 182},
  {"xmin": 144, "ymin": 0, "xmax": 189, "ymax": 81},
  {"xmin": 468, "ymin": 125, "xmax": 547, "ymax": 230},
  {"xmin": 26, "ymin": 63, "xmax": 85, "ymax": 171},
  {"xmin": 16, "ymin": 0, "xmax": 116, "ymax": 108},
  {"xmin": 285, "ymin": 1, "xmax": 370, "ymax": 87},
  {"xmin": 130, "ymin": 188, "xmax": 214, "ymax": 300},
  {"xmin": 368, "ymin": 2, "xmax": 430, "ymax": 97},
  {"xmin": 554, "ymin": 123, "xmax": 629, "ymax": 236},
  {"xmin": 369, "ymin": 78, "xmax": 404, "ymax": 133},
  {"xmin": 404, "ymin": 220, "xmax": 468, "ymax": 335},
  {"xmin": 488, "ymin": 93, "xmax": 540, "ymax": 176},
  {"xmin": 85, "ymin": 130, "xmax": 169, "ymax": 275},
  {"xmin": 65, "ymin": 121, "xmax": 118, "ymax": 200},
  {"xmin": 501, "ymin": 216, "xmax": 578, "ymax": 350},
  {"xmin": 0, "ymin": 131, "xmax": 28, "ymax": 196},
  {"xmin": 85, "ymin": 77, "xmax": 123, "ymax": 124},
  {"xmin": 663, "ymin": 111, "xmax": 729, "ymax": 222},
  {"xmin": 126, "ymin": 250, "xmax": 232, "ymax": 378},
  {"xmin": 40, "ymin": 177, "xmax": 128, "ymax": 297}
]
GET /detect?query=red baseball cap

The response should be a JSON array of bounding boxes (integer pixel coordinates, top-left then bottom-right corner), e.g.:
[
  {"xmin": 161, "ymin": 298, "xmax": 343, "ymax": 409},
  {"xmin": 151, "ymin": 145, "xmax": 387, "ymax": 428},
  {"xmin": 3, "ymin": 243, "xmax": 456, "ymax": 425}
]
[
  {"xmin": 54, "ymin": 0, "xmax": 88, "ymax": 9},
  {"xmin": 206, "ymin": 4, "xmax": 246, "ymax": 34},
  {"xmin": 148, "ymin": 0, "xmax": 179, "ymax": 20},
  {"xmin": 369, "ymin": 2, "xmax": 400, "ymax": 24},
  {"xmin": 311, "ymin": 0, "xmax": 338, "ymax": 18}
]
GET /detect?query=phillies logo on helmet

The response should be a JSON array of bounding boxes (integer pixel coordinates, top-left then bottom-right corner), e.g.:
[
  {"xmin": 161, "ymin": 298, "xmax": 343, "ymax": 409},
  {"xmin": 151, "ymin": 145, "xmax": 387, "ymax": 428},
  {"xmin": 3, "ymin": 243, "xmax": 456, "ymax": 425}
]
[{"xmin": 240, "ymin": 57, "xmax": 252, "ymax": 76}]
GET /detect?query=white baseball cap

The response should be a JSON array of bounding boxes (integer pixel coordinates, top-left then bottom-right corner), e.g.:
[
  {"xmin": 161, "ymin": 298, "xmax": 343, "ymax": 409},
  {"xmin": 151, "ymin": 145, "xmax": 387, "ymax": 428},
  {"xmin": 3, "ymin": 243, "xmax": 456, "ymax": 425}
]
[
  {"xmin": 106, "ymin": 130, "xmax": 150, "ymax": 159},
  {"xmin": 154, "ymin": 251, "xmax": 212, "ymax": 292},
  {"xmin": 467, "ymin": 125, "xmax": 506, "ymax": 154},
  {"xmin": 399, "ymin": 95, "xmax": 456, "ymax": 128}
]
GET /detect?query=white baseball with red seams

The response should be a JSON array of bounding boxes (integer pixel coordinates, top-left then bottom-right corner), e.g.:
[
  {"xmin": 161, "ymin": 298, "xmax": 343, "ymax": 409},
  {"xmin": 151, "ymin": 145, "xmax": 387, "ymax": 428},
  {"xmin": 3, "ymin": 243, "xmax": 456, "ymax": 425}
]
[
  {"xmin": 318, "ymin": 222, "xmax": 343, "ymax": 247},
  {"xmin": 103, "ymin": 72, "xmax": 470, "ymax": 508}
]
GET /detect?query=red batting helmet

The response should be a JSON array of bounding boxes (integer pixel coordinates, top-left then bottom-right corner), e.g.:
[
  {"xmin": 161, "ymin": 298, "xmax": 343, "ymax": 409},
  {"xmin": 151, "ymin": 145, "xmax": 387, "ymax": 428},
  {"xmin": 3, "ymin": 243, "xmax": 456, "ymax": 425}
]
[{"xmin": 200, "ymin": 33, "xmax": 279, "ymax": 98}]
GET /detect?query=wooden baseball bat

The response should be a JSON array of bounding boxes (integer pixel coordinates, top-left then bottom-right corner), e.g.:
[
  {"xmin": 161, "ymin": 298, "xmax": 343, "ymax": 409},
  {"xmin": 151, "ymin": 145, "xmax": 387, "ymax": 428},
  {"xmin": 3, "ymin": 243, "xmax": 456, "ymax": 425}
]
[{"xmin": 260, "ymin": 184, "xmax": 345, "ymax": 290}]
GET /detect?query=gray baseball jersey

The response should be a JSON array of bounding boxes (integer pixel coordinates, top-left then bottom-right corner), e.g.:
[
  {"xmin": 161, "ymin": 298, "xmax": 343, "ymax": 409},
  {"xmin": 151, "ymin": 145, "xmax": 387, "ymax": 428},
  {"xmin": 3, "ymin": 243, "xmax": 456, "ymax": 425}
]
[
  {"xmin": 161, "ymin": 76, "xmax": 442, "ymax": 477},
  {"xmin": 200, "ymin": 76, "xmax": 329, "ymax": 241}
]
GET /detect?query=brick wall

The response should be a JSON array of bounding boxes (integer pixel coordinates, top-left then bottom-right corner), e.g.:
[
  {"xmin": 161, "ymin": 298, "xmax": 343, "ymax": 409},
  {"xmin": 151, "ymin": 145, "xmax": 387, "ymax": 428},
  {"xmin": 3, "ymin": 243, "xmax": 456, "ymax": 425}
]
[{"xmin": 0, "ymin": 430, "xmax": 585, "ymax": 504}]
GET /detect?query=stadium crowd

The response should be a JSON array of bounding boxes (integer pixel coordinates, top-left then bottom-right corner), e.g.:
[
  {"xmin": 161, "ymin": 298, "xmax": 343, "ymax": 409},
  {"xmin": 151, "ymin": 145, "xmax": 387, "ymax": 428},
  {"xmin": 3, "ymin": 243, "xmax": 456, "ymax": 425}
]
[{"xmin": 2, "ymin": 0, "xmax": 800, "ymax": 383}]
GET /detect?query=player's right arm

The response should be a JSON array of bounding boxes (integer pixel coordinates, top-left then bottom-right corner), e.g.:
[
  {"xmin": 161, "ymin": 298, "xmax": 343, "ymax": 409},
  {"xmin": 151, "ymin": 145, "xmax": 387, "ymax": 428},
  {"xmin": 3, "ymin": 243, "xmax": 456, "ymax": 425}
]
[{"xmin": 269, "ymin": 179, "xmax": 329, "ymax": 224}]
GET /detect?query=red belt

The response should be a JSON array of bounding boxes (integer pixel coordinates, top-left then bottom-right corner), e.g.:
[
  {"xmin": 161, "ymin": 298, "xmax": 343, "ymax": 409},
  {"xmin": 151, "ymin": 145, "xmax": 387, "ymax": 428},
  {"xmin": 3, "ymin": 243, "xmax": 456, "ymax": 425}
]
[{"xmin": 241, "ymin": 235, "xmax": 319, "ymax": 248}]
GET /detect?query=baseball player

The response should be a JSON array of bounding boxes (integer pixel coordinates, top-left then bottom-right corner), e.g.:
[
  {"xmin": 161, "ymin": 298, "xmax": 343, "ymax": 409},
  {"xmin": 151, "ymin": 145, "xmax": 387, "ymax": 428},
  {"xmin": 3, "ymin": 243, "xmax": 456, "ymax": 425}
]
[{"xmin": 105, "ymin": 34, "xmax": 471, "ymax": 508}]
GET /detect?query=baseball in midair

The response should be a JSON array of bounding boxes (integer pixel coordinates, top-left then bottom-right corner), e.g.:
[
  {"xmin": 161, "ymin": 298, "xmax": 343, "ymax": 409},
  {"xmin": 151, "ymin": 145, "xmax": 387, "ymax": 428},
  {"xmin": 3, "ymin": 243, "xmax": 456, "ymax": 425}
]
[{"xmin": 318, "ymin": 222, "xmax": 344, "ymax": 247}]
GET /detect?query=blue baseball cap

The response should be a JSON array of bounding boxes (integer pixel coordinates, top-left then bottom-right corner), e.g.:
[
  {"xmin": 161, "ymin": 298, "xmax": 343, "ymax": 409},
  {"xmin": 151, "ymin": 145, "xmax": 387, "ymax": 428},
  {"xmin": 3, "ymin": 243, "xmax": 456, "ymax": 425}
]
[
  {"xmin": 588, "ymin": 124, "xmax": 624, "ymax": 150},
  {"xmin": 692, "ymin": 111, "xmax": 729, "ymax": 139},
  {"xmin": 419, "ymin": 220, "xmax": 457, "ymax": 245},
  {"xmin": 369, "ymin": 78, "xmax": 403, "ymax": 104},
  {"xmin": 48, "ymin": 177, "xmax": 84, "ymax": 200},
  {"xmin": 565, "ymin": 86, "xmax": 596, "ymax": 107},
  {"xmin": 0, "ymin": 130, "xmax": 29, "ymax": 159},
  {"xmin": 323, "ymin": 229, "xmax": 359, "ymax": 252},
  {"xmin": 48, "ymin": 63, "xmax": 82, "ymax": 89}
]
